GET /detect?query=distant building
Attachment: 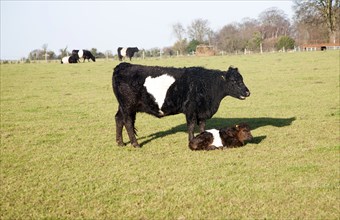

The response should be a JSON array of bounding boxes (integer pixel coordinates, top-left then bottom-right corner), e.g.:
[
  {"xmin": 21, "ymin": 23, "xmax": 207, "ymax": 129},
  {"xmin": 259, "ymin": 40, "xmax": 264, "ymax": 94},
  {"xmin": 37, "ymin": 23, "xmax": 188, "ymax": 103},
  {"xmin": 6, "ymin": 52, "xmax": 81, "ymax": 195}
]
[{"xmin": 301, "ymin": 43, "xmax": 340, "ymax": 51}]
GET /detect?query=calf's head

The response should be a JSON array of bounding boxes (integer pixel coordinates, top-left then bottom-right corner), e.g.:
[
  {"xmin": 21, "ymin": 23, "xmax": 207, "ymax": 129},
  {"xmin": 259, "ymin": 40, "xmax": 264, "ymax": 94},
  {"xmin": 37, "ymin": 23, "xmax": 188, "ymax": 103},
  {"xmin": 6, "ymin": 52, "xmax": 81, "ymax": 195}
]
[
  {"xmin": 234, "ymin": 123, "xmax": 253, "ymax": 145},
  {"xmin": 220, "ymin": 123, "xmax": 253, "ymax": 147},
  {"xmin": 224, "ymin": 67, "xmax": 250, "ymax": 100}
]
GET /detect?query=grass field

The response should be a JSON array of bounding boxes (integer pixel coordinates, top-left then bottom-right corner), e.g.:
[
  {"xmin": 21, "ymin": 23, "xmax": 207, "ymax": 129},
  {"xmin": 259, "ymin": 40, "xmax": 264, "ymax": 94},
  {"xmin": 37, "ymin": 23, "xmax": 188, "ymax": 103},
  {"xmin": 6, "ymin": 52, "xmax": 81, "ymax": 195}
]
[{"xmin": 1, "ymin": 51, "xmax": 339, "ymax": 219}]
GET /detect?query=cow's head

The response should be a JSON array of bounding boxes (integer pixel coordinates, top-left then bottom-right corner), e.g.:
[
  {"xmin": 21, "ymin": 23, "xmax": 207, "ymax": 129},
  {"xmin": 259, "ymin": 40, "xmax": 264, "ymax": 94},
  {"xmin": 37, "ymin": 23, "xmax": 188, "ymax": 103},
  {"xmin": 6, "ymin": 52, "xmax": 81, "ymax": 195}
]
[
  {"xmin": 132, "ymin": 47, "xmax": 139, "ymax": 53},
  {"xmin": 224, "ymin": 66, "xmax": 250, "ymax": 100}
]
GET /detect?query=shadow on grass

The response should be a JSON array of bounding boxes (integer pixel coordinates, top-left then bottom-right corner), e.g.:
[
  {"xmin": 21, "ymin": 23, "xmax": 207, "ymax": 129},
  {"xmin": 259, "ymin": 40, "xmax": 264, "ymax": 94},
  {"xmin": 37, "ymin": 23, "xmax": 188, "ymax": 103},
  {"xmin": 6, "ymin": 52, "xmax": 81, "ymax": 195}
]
[
  {"xmin": 138, "ymin": 117, "xmax": 296, "ymax": 146},
  {"xmin": 249, "ymin": 135, "xmax": 267, "ymax": 144}
]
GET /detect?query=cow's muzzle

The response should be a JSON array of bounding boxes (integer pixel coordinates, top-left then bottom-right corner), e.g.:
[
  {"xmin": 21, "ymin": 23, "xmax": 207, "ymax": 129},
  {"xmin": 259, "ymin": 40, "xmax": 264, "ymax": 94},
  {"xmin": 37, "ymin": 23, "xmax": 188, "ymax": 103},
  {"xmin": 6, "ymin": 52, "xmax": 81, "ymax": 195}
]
[{"xmin": 239, "ymin": 90, "xmax": 250, "ymax": 100}]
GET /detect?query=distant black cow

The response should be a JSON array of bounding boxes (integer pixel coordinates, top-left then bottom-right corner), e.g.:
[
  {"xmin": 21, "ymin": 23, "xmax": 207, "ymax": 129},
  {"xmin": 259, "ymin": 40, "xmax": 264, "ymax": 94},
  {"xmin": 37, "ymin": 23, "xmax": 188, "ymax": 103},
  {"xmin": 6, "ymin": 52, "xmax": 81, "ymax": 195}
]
[
  {"xmin": 61, "ymin": 55, "xmax": 78, "ymax": 64},
  {"xmin": 72, "ymin": 49, "xmax": 96, "ymax": 62},
  {"xmin": 189, "ymin": 123, "xmax": 253, "ymax": 150},
  {"xmin": 117, "ymin": 47, "xmax": 139, "ymax": 61},
  {"xmin": 112, "ymin": 63, "xmax": 250, "ymax": 148}
]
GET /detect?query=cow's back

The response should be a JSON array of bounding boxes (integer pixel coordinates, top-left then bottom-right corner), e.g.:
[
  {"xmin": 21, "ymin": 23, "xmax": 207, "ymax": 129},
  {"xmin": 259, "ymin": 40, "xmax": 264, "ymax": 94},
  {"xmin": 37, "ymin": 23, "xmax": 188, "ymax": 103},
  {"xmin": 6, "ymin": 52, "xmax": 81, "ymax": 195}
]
[
  {"xmin": 113, "ymin": 62, "xmax": 185, "ymax": 82},
  {"xmin": 113, "ymin": 63, "xmax": 226, "ymax": 119},
  {"xmin": 113, "ymin": 63, "xmax": 186, "ymax": 115},
  {"xmin": 162, "ymin": 67, "xmax": 226, "ymax": 117}
]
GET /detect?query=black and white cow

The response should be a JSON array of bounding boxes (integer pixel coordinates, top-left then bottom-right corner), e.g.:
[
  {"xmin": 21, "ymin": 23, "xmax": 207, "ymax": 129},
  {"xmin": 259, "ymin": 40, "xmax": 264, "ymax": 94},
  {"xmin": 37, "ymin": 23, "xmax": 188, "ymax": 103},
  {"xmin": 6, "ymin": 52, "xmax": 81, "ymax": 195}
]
[
  {"xmin": 117, "ymin": 47, "xmax": 139, "ymax": 61},
  {"xmin": 72, "ymin": 49, "xmax": 96, "ymax": 62},
  {"xmin": 61, "ymin": 55, "xmax": 79, "ymax": 64},
  {"xmin": 112, "ymin": 62, "xmax": 250, "ymax": 148}
]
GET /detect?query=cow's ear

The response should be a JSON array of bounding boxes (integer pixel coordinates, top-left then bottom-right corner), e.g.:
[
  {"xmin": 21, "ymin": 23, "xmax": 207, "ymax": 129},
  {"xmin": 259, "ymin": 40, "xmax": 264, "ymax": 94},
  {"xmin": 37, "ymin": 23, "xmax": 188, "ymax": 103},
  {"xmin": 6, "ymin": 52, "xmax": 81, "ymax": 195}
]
[{"xmin": 228, "ymin": 66, "xmax": 239, "ymax": 72}]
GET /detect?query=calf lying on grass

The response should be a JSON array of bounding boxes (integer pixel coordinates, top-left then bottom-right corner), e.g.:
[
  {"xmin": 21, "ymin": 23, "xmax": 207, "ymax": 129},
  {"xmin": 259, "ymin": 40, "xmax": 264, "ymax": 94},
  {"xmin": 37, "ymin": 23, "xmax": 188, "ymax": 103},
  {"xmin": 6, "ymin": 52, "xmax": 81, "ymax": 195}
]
[{"xmin": 189, "ymin": 123, "xmax": 253, "ymax": 151}]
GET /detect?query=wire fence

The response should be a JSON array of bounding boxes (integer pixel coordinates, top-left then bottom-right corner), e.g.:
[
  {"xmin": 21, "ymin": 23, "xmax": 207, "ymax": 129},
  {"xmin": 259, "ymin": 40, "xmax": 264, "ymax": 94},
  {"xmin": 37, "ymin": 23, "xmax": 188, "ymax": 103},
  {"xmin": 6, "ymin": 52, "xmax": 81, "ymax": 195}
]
[{"xmin": 1, "ymin": 45, "xmax": 339, "ymax": 64}]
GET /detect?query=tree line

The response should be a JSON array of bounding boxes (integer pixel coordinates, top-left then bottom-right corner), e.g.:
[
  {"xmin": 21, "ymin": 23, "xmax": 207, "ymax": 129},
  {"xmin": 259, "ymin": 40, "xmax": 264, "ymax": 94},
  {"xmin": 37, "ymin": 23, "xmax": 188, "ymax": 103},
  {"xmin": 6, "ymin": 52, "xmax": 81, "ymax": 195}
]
[
  {"xmin": 171, "ymin": 0, "xmax": 339, "ymax": 55},
  {"xmin": 26, "ymin": 0, "xmax": 339, "ymax": 61}
]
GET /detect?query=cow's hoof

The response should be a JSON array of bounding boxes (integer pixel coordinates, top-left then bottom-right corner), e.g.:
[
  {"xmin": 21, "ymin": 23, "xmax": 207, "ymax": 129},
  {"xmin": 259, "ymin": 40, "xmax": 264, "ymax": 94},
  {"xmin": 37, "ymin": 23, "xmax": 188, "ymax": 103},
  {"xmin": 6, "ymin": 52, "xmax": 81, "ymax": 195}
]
[
  {"xmin": 117, "ymin": 142, "xmax": 126, "ymax": 147},
  {"xmin": 132, "ymin": 143, "xmax": 141, "ymax": 148}
]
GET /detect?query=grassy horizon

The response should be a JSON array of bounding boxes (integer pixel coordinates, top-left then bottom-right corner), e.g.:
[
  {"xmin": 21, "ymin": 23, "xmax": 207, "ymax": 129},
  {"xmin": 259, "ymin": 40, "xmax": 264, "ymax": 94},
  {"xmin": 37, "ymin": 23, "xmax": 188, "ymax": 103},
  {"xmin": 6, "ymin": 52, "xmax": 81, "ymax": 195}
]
[{"xmin": 1, "ymin": 51, "xmax": 339, "ymax": 219}]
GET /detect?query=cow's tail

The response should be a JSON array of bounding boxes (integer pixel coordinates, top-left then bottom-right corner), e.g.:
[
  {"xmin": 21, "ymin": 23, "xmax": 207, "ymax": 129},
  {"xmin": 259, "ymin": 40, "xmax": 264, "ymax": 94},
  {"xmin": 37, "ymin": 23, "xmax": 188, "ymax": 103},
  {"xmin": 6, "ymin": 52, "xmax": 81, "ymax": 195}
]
[{"xmin": 112, "ymin": 64, "xmax": 129, "ymax": 104}]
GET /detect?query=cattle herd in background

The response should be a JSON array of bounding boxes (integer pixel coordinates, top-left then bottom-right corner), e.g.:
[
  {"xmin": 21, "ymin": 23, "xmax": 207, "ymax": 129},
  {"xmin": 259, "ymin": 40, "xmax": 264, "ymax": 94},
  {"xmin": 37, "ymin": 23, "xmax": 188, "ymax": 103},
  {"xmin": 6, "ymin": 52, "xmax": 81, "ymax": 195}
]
[
  {"xmin": 61, "ymin": 47, "xmax": 139, "ymax": 64},
  {"xmin": 61, "ymin": 49, "xmax": 96, "ymax": 64}
]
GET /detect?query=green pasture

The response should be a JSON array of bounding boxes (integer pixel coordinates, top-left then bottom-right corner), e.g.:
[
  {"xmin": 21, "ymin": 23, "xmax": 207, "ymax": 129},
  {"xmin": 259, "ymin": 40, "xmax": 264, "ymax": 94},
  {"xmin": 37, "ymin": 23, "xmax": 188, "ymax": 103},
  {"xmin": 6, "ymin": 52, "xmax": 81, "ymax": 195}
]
[{"xmin": 1, "ymin": 51, "xmax": 339, "ymax": 219}]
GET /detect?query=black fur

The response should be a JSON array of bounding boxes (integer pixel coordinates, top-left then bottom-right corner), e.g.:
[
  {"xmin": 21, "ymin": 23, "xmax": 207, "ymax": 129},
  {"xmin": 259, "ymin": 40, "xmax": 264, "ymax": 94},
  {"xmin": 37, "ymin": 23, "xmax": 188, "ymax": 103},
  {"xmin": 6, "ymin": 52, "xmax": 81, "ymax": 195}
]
[{"xmin": 112, "ymin": 63, "xmax": 250, "ymax": 147}]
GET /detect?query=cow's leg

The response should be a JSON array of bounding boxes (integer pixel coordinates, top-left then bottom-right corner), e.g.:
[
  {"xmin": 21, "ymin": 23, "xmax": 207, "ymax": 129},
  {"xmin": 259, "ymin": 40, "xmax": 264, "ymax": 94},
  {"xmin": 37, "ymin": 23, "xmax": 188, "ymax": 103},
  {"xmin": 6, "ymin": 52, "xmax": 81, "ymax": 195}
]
[
  {"xmin": 186, "ymin": 116, "xmax": 196, "ymax": 142},
  {"xmin": 198, "ymin": 120, "xmax": 206, "ymax": 133},
  {"xmin": 124, "ymin": 112, "xmax": 140, "ymax": 148},
  {"xmin": 115, "ymin": 108, "xmax": 125, "ymax": 146}
]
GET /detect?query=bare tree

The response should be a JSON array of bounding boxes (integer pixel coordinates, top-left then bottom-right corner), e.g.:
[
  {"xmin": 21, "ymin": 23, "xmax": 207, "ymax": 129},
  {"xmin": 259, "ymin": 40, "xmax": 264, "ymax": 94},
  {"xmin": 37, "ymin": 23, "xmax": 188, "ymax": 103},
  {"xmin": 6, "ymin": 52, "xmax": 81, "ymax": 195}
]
[
  {"xmin": 172, "ymin": 39, "xmax": 188, "ymax": 55},
  {"xmin": 41, "ymin": 44, "xmax": 48, "ymax": 62},
  {"xmin": 59, "ymin": 46, "xmax": 69, "ymax": 58},
  {"xmin": 172, "ymin": 22, "xmax": 186, "ymax": 41},
  {"xmin": 216, "ymin": 23, "xmax": 246, "ymax": 53},
  {"xmin": 42, "ymin": 43, "xmax": 48, "ymax": 53},
  {"xmin": 187, "ymin": 18, "xmax": 212, "ymax": 43},
  {"xmin": 28, "ymin": 49, "xmax": 42, "ymax": 60},
  {"xmin": 293, "ymin": 0, "xmax": 340, "ymax": 43},
  {"xmin": 239, "ymin": 18, "xmax": 260, "ymax": 40},
  {"xmin": 259, "ymin": 7, "xmax": 290, "ymax": 39}
]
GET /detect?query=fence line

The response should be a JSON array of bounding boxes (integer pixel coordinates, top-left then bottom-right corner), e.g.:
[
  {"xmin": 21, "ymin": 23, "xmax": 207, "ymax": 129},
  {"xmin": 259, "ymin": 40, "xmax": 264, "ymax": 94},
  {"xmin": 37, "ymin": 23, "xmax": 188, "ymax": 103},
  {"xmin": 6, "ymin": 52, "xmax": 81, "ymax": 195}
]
[{"xmin": 1, "ymin": 47, "xmax": 339, "ymax": 64}]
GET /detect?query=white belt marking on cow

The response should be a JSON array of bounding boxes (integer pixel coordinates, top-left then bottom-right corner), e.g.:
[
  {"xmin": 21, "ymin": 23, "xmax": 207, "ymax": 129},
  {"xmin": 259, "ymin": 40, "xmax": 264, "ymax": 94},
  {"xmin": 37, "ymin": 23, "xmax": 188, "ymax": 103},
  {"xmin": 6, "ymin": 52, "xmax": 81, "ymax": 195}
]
[
  {"xmin": 121, "ymin": 48, "xmax": 127, "ymax": 57},
  {"xmin": 62, "ymin": 56, "xmax": 70, "ymax": 64},
  {"xmin": 144, "ymin": 75, "xmax": 175, "ymax": 109},
  {"xmin": 206, "ymin": 129, "xmax": 223, "ymax": 147},
  {"xmin": 78, "ymin": 50, "xmax": 84, "ymax": 58}
]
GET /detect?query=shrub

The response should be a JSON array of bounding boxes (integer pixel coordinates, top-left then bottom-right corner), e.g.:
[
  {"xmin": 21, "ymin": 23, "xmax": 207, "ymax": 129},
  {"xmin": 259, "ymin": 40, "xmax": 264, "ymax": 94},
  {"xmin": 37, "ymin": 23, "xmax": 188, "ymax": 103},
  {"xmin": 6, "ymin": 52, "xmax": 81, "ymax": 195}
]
[{"xmin": 275, "ymin": 36, "xmax": 295, "ymax": 50}]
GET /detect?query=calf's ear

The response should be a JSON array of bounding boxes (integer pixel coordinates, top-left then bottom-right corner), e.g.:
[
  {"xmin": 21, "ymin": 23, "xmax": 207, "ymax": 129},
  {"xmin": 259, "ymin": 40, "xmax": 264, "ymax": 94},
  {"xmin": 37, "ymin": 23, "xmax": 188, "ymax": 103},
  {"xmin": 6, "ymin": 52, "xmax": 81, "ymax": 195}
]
[
  {"xmin": 226, "ymin": 129, "xmax": 236, "ymax": 137},
  {"xmin": 228, "ymin": 66, "xmax": 238, "ymax": 72}
]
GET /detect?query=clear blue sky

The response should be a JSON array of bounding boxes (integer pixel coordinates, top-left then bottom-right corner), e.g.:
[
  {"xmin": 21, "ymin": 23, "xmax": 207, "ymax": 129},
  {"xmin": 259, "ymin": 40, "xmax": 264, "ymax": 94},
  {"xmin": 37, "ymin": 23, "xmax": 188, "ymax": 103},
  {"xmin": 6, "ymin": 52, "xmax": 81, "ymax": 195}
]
[{"xmin": 0, "ymin": 1, "xmax": 294, "ymax": 60}]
